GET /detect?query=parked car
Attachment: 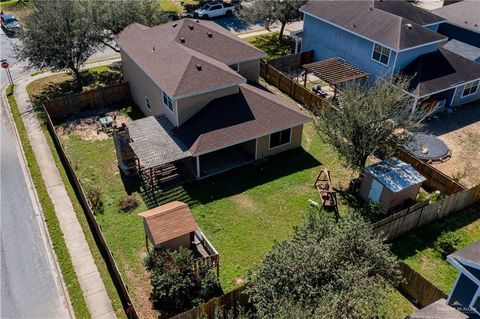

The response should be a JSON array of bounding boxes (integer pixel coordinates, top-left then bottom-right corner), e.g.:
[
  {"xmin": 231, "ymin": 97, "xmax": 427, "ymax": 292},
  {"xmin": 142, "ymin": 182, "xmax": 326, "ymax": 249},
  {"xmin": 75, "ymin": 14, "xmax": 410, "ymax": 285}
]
[
  {"xmin": 194, "ymin": 2, "xmax": 236, "ymax": 19},
  {"xmin": 1, "ymin": 13, "xmax": 21, "ymax": 35}
]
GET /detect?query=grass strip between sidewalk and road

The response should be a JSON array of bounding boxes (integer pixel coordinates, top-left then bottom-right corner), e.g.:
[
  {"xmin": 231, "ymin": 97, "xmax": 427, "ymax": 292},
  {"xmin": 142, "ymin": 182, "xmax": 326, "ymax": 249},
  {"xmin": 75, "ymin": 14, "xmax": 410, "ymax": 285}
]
[{"xmin": 5, "ymin": 85, "xmax": 90, "ymax": 319}]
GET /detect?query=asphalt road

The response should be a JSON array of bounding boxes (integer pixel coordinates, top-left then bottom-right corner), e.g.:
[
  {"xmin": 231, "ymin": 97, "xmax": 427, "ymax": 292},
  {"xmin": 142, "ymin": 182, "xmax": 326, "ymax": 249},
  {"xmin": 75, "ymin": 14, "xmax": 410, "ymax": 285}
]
[{"xmin": 0, "ymin": 102, "xmax": 72, "ymax": 318}]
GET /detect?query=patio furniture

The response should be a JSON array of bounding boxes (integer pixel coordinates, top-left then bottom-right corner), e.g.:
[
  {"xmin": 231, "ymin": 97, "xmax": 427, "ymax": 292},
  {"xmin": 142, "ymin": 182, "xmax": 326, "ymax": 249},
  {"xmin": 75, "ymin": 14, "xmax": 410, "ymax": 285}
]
[
  {"xmin": 312, "ymin": 85, "xmax": 328, "ymax": 97},
  {"xmin": 97, "ymin": 113, "xmax": 115, "ymax": 134}
]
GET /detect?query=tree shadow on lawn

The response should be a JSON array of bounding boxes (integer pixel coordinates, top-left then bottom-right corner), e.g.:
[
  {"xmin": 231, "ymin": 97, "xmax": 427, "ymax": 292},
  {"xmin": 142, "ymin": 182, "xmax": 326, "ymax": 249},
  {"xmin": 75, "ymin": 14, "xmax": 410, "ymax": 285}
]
[
  {"xmin": 136, "ymin": 148, "xmax": 321, "ymax": 209},
  {"xmin": 390, "ymin": 205, "xmax": 480, "ymax": 260}
]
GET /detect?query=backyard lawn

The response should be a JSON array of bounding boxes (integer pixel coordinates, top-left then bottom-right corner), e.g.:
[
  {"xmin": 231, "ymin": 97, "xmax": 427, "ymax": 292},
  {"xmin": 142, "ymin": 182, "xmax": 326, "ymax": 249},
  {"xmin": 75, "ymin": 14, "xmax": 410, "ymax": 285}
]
[
  {"xmin": 392, "ymin": 205, "xmax": 480, "ymax": 293},
  {"xmin": 29, "ymin": 64, "xmax": 416, "ymax": 318},
  {"xmin": 244, "ymin": 32, "xmax": 295, "ymax": 61}
]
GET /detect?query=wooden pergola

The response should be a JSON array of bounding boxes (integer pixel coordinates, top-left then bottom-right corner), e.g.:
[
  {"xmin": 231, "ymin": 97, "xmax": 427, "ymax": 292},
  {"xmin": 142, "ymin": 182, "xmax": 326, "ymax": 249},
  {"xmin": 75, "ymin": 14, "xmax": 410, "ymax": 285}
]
[{"xmin": 303, "ymin": 58, "xmax": 369, "ymax": 97}]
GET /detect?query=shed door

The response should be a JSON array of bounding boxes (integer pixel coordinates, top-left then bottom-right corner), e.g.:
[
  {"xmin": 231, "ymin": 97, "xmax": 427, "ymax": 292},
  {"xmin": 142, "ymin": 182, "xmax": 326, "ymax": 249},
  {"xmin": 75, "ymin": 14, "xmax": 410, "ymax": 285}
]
[{"xmin": 368, "ymin": 179, "xmax": 383, "ymax": 202}]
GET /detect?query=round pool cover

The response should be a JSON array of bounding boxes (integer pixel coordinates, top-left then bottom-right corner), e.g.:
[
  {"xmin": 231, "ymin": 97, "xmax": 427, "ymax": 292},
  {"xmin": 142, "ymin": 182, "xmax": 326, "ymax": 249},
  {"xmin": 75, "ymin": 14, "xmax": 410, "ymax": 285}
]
[{"xmin": 403, "ymin": 133, "xmax": 451, "ymax": 162}]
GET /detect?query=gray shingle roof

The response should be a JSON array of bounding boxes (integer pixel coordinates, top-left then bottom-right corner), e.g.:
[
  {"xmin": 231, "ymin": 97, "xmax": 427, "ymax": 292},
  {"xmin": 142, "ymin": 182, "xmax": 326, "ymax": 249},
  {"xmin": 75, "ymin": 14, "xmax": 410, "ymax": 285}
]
[
  {"xmin": 401, "ymin": 47, "xmax": 480, "ymax": 97},
  {"xmin": 449, "ymin": 240, "xmax": 480, "ymax": 265},
  {"xmin": 433, "ymin": 0, "xmax": 480, "ymax": 33},
  {"xmin": 443, "ymin": 39, "xmax": 480, "ymax": 62},
  {"xmin": 117, "ymin": 19, "xmax": 266, "ymax": 97},
  {"xmin": 301, "ymin": 0, "xmax": 447, "ymax": 50},
  {"xmin": 409, "ymin": 299, "xmax": 470, "ymax": 319},
  {"xmin": 364, "ymin": 158, "xmax": 426, "ymax": 193}
]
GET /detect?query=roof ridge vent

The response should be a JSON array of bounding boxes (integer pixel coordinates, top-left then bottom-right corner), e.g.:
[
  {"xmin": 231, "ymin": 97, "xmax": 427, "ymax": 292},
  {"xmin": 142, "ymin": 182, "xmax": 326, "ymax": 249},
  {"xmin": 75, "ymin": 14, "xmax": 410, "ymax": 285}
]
[
  {"xmin": 188, "ymin": 24, "xmax": 194, "ymax": 30},
  {"xmin": 196, "ymin": 64, "xmax": 202, "ymax": 71},
  {"xmin": 172, "ymin": 23, "xmax": 177, "ymax": 27},
  {"xmin": 207, "ymin": 31, "xmax": 212, "ymax": 38},
  {"xmin": 406, "ymin": 23, "xmax": 413, "ymax": 29},
  {"xmin": 180, "ymin": 37, "xmax": 185, "ymax": 43}
]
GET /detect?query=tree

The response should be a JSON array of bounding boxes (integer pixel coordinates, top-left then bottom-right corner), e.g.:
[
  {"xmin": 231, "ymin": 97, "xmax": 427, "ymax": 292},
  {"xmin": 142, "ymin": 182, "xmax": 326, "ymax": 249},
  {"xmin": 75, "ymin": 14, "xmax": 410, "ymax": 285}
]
[
  {"xmin": 240, "ymin": 0, "xmax": 307, "ymax": 40},
  {"xmin": 91, "ymin": 0, "xmax": 168, "ymax": 53},
  {"xmin": 16, "ymin": 0, "xmax": 99, "ymax": 90},
  {"xmin": 313, "ymin": 77, "xmax": 428, "ymax": 169},
  {"xmin": 247, "ymin": 211, "xmax": 401, "ymax": 318},
  {"xmin": 145, "ymin": 247, "xmax": 222, "ymax": 316}
]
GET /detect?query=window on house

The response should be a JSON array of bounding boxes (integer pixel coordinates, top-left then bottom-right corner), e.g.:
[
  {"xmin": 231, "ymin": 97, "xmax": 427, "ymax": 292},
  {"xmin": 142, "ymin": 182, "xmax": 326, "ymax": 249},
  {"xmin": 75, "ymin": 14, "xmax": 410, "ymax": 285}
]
[
  {"xmin": 372, "ymin": 43, "xmax": 391, "ymax": 66},
  {"xmin": 269, "ymin": 128, "xmax": 291, "ymax": 149},
  {"xmin": 229, "ymin": 63, "xmax": 239, "ymax": 72},
  {"xmin": 145, "ymin": 96, "xmax": 151, "ymax": 110},
  {"xmin": 462, "ymin": 80, "xmax": 479, "ymax": 97},
  {"xmin": 162, "ymin": 92, "xmax": 173, "ymax": 111}
]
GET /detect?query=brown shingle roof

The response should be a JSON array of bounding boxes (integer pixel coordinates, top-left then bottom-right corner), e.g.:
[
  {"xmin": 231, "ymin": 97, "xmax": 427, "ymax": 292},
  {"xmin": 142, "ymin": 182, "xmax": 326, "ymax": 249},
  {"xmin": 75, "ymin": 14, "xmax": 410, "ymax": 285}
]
[
  {"xmin": 175, "ymin": 83, "xmax": 311, "ymax": 155},
  {"xmin": 301, "ymin": 0, "xmax": 447, "ymax": 50},
  {"xmin": 117, "ymin": 19, "xmax": 266, "ymax": 97},
  {"xmin": 138, "ymin": 201, "xmax": 198, "ymax": 246}
]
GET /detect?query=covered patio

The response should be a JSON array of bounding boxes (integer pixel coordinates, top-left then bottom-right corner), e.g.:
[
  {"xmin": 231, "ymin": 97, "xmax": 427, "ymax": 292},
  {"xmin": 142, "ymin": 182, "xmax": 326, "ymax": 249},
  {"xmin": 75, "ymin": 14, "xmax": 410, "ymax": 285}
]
[{"xmin": 302, "ymin": 58, "xmax": 369, "ymax": 99}]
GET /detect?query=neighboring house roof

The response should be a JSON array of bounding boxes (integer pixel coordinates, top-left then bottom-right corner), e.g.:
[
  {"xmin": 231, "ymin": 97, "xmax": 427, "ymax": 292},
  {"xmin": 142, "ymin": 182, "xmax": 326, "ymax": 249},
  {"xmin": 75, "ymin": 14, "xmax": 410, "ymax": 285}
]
[
  {"xmin": 401, "ymin": 47, "xmax": 480, "ymax": 97},
  {"xmin": 449, "ymin": 240, "xmax": 480, "ymax": 266},
  {"xmin": 175, "ymin": 83, "xmax": 310, "ymax": 155},
  {"xmin": 363, "ymin": 158, "xmax": 426, "ymax": 193},
  {"xmin": 443, "ymin": 39, "xmax": 480, "ymax": 63},
  {"xmin": 117, "ymin": 19, "xmax": 266, "ymax": 97},
  {"xmin": 409, "ymin": 298, "xmax": 470, "ymax": 319},
  {"xmin": 138, "ymin": 201, "xmax": 198, "ymax": 246},
  {"xmin": 300, "ymin": 0, "xmax": 447, "ymax": 50},
  {"xmin": 433, "ymin": 0, "xmax": 480, "ymax": 33}
]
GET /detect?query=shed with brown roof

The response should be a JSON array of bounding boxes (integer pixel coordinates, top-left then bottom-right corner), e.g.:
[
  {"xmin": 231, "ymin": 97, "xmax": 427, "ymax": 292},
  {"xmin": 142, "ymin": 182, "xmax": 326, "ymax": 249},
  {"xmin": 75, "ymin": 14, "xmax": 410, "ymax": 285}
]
[{"xmin": 138, "ymin": 201, "xmax": 198, "ymax": 249}]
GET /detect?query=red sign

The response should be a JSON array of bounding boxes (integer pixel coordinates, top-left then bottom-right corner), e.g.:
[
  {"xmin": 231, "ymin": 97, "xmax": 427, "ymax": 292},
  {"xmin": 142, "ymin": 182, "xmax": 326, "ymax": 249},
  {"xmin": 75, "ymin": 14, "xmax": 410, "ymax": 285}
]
[{"xmin": 1, "ymin": 61, "xmax": 9, "ymax": 69}]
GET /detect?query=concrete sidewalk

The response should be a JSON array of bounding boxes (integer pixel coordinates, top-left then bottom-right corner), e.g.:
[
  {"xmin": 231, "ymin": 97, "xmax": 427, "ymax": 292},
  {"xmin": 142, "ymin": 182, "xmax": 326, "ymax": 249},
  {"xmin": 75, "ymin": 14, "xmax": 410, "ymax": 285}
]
[{"xmin": 11, "ymin": 59, "xmax": 120, "ymax": 319}]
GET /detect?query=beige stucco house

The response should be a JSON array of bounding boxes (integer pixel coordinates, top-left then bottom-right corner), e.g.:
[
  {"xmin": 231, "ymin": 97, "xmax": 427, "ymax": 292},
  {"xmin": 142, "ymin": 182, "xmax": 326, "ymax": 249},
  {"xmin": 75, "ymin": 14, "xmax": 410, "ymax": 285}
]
[{"xmin": 115, "ymin": 18, "xmax": 310, "ymax": 180}]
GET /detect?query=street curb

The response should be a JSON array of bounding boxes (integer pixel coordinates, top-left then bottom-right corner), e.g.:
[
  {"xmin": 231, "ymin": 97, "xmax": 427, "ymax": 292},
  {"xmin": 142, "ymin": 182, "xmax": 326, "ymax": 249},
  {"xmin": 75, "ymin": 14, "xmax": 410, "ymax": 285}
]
[{"xmin": 1, "ymin": 82, "xmax": 76, "ymax": 319}]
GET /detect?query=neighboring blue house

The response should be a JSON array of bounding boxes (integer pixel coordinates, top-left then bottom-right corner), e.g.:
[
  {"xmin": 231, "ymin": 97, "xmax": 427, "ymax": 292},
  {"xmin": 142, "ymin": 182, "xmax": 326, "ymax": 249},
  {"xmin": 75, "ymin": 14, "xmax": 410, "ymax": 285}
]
[
  {"xmin": 299, "ymin": 0, "xmax": 480, "ymax": 111},
  {"xmin": 447, "ymin": 240, "xmax": 480, "ymax": 317}
]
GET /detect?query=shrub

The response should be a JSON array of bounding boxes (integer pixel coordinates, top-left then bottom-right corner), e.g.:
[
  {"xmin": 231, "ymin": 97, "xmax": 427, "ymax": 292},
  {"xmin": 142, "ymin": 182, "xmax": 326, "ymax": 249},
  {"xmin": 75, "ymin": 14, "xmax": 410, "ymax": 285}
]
[
  {"xmin": 86, "ymin": 187, "xmax": 103, "ymax": 213},
  {"xmin": 145, "ymin": 248, "xmax": 222, "ymax": 316},
  {"xmin": 434, "ymin": 232, "xmax": 461, "ymax": 258},
  {"xmin": 118, "ymin": 195, "xmax": 139, "ymax": 213}
]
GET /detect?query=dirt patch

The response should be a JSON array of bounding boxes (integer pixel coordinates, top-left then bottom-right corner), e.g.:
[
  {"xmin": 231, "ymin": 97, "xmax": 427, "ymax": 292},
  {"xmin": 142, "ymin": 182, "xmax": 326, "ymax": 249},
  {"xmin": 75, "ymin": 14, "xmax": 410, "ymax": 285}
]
[
  {"xmin": 231, "ymin": 193, "xmax": 256, "ymax": 210},
  {"xmin": 122, "ymin": 256, "xmax": 157, "ymax": 319},
  {"xmin": 431, "ymin": 119, "xmax": 480, "ymax": 188},
  {"xmin": 55, "ymin": 108, "xmax": 131, "ymax": 141}
]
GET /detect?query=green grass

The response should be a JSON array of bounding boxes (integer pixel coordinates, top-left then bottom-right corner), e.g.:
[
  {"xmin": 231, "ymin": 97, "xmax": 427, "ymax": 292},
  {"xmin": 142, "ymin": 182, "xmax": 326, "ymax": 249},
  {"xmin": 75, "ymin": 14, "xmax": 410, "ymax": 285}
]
[
  {"xmin": 244, "ymin": 32, "xmax": 295, "ymax": 61},
  {"xmin": 30, "ymin": 70, "xmax": 47, "ymax": 77},
  {"xmin": 5, "ymin": 85, "xmax": 90, "ymax": 319},
  {"xmin": 392, "ymin": 206, "xmax": 480, "ymax": 293},
  {"xmin": 159, "ymin": 0, "xmax": 181, "ymax": 13}
]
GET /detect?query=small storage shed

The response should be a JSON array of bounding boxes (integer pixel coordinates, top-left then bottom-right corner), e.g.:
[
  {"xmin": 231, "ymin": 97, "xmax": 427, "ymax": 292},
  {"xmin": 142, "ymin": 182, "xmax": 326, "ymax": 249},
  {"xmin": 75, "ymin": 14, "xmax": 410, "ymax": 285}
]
[
  {"xmin": 359, "ymin": 158, "xmax": 426, "ymax": 214},
  {"xmin": 138, "ymin": 201, "xmax": 198, "ymax": 250}
]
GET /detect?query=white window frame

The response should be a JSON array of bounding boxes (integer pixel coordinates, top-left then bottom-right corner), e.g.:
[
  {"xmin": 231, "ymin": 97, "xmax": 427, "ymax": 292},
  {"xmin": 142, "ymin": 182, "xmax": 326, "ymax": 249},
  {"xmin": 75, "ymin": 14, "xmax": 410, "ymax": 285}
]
[
  {"xmin": 462, "ymin": 80, "xmax": 479, "ymax": 98},
  {"xmin": 268, "ymin": 128, "xmax": 292, "ymax": 150},
  {"xmin": 371, "ymin": 43, "xmax": 391, "ymax": 66},
  {"xmin": 162, "ymin": 91, "xmax": 174, "ymax": 112},
  {"xmin": 145, "ymin": 96, "xmax": 151, "ymax": 110}
]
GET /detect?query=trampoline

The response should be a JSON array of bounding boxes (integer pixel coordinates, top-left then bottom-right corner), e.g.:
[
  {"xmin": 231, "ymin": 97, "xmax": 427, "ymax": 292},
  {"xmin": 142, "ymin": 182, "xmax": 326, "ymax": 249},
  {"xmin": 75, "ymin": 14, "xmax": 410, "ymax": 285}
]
[{"xmin": 403, "ymin": 133, "xmax": 451, "ymax": 163}]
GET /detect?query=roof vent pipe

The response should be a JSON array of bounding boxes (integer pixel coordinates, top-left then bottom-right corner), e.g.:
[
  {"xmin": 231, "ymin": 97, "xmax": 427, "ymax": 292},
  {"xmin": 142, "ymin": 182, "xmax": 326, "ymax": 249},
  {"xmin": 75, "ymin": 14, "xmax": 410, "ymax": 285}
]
[
  {"xmin": 195, "ymin": 19, "xmax": 200, "ymax": 23},
  {"xmin": 152, "ymin": 46, "xmax": 155, "ymax": 51},
  {"xmin": 173, "ymin": 23, "xmax": 177, "ymax": 27},
  {"xmin": 196, "ymin": 64, "xmax": 202, "ymax": 71},
  {"xmin": 207, "ymin": 32, "xmax": 212, "ymax": 38},
  {"xmin": 180, "ymin": 37, "xmax": 185, "ymax": 43},
  {"xmin": 188, "ymin": 24, "xmax": 194, "ymax": 30},
  {"xmin": 369, "ymin": 7, "xmax": 373, "ymax": 11},
  {"xmin": 406, "ymin": 23, "xmax": 413, "ymax": 29}
]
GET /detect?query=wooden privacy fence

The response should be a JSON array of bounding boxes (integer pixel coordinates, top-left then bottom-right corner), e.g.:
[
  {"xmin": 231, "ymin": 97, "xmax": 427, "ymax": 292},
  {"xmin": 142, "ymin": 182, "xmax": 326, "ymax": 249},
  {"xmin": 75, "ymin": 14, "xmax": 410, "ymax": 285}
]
[
  {"xmin": 268, "ymin": 51, "xmax": 312, "ymax": 72},
  {"xmin": 372, "ymin": 184, "xmax": 480, "ymax": 241},
  {"xmin": 395, "ymin": 148, "xmax": 466, "ymax": 195},
  {"xmin": 171, "ymin": 286, "xmax": 249, "ymax": 319},
  {"xmin": 42, "ymin": 103, "xmax": 139, "ymax": 319},
  {"xmin": 260, "ymin": 60, "xmax": 328, "ymax": 113},
  {"xmin": 44, "ymin": 82, "xmax": 130, "ymax": 120},
  {"xmin": 398, "ymin": 262, "xmax": 447, "ymax": 308}
]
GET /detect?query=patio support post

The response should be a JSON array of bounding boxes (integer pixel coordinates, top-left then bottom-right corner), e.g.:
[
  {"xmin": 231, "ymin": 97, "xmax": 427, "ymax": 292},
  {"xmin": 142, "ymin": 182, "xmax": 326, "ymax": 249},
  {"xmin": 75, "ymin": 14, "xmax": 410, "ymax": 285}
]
[
  {"xmin": 304, "ymin": 69, "xmax": 308, "ymax": 87},
  {"xmin": 196, "ymin": 156, "xmax": 200, "ymax": 179},
  {"xmin": 411, "ymin": 97, "xmax": 419, "ymax": 114},
  {"xmin": 149, "ymin": 167, "xmax": 155, "ymax": 193}
]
